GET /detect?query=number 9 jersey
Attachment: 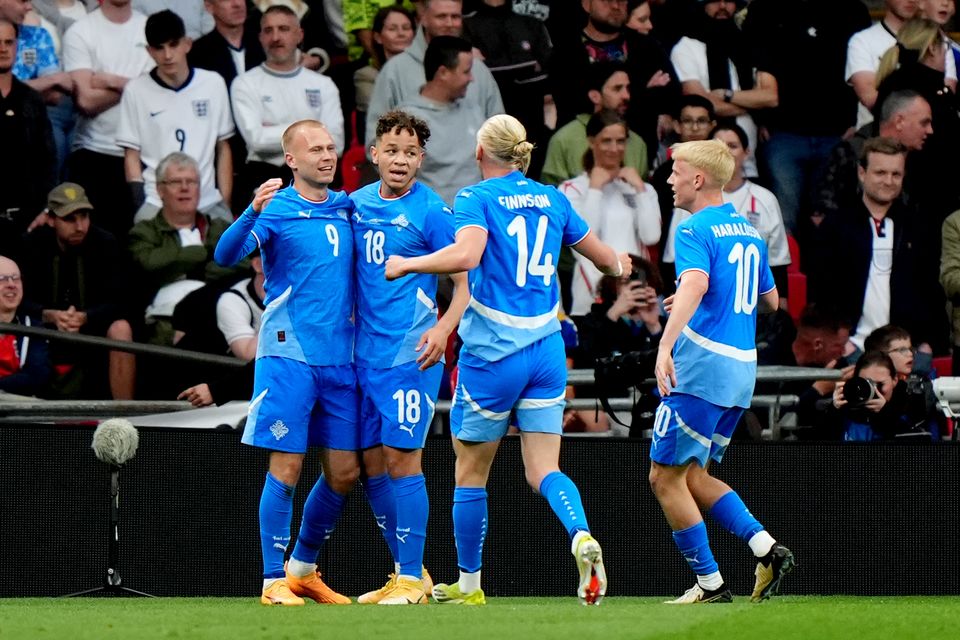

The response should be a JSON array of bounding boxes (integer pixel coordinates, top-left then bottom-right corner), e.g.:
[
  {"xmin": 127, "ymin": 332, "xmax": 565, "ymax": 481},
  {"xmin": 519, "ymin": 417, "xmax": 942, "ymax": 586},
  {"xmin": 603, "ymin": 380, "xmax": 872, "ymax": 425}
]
[
  {"xmin": 672, "ymin": 202, "xmax": 775, "ymax": 408},
  {"xmin": 455, "ymin": 171, "xmax": 590, "ymax": 363}
]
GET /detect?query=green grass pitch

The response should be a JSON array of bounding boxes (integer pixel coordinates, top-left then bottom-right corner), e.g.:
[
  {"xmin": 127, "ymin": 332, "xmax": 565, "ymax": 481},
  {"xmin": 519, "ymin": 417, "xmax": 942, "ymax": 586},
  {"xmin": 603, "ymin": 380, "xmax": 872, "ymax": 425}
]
[{"xmin": 3, "ymin": 597, "xmax": 960, "ymax": 640}]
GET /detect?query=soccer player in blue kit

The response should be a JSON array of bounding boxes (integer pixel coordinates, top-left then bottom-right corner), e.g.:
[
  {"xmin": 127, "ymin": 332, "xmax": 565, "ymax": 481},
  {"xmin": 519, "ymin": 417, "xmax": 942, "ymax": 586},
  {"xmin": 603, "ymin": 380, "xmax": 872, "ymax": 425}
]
[
  {"xmin": 385, "ymin": 114, "xmax": 631, "ymax": 605},
  {"xmin": 215, "ymin": 120, "xmax": 360, "ymax": 606},
  {"xmin": 349, "ymin": 110, "xmax": 470, "ymax": 605},
  {"xmin": 650, "ymin": 139, "xmax": 795, "ymax": 604}
]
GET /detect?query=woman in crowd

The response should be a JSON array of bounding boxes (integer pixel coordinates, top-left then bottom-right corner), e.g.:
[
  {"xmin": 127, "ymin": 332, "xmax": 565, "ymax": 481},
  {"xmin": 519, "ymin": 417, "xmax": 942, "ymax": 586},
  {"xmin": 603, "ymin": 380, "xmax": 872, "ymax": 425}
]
[
  {"xmin": 354, "ymin": 5, "xmax": 415, "ymax": 144},
  {"xmin": 560, "ymin": 110, "xmax": 661, "ymax": 318}
]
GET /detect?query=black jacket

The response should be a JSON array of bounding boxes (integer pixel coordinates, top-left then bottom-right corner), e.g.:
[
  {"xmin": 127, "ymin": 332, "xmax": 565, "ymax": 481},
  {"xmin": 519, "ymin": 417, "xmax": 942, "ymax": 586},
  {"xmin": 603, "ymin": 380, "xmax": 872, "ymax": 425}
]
[
  {"xmin": 811, "ymin": 200, "xmax": 935, "ymax": 346},
  {"xmin": 17, "ymin": 225, "xmax": 133, "ymax": 335}
]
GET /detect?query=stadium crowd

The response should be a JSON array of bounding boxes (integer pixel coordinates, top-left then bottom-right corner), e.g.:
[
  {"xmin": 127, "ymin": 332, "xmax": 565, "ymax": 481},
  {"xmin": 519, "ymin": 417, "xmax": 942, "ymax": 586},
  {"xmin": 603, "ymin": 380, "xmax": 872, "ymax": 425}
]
[{"xmin": 0, "ymin": 0, "xmax": 957, "ymax": 441}]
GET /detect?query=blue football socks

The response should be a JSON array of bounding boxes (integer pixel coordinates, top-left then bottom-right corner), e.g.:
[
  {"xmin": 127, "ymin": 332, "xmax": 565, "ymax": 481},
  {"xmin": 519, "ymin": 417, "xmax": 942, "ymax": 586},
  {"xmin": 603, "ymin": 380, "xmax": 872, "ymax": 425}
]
[
  {"xmin": 393, "ymin": 474, "xmax": 429, "ymax": 579},
  {"xmin": 290, "ymin": 475, "xmax": 346, "ymax": 565},
  {"xmin": 259, "ymin": 473, "xmax": 294, "ymax": 579},
  {"xmin": 709, "ymin": 490, "xmax": 765, "ymax": 542},
  {"xmin": 672, "ymin": 521, "xmax": 720, "ymax": 577},
  {"xmin": 362, "ymin": 472, "xmax": 399, "ymax": 564},
  {"xmin": 539, "ymin": 471, "xmax": 590, "ymax": 539},
  {"xmin": 452, "ymin": 487, "xmax": 487, "ymax": 573}
]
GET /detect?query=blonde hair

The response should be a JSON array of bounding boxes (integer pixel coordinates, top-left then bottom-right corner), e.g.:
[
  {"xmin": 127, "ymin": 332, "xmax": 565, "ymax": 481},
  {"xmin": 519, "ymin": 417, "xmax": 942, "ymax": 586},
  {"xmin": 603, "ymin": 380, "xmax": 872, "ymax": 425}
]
[
  {"xmin": 876, "ymin": 18, "xmax": 942, "ymax": 88},
  {"xmin": 670, "ymin": 139, "xmax": 735, "ymax": 188},
  {"xmin": 476, "ymin": 114, "xmax": 535, "ymax": 174},
  {"xmin": 281, "ymin": 120, "xmax": 328, "ymax": 154}
]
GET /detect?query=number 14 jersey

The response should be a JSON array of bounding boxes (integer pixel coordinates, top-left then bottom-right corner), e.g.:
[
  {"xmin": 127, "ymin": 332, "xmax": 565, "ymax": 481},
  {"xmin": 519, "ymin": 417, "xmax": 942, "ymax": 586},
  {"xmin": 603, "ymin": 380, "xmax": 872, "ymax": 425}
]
[
  {"xmin": 455, "ymin": 171, "xmax": 589, "ymax": 363},
  {"xmin": 673, "ymin": 203, "xmax": 775, "ymax": 408}
]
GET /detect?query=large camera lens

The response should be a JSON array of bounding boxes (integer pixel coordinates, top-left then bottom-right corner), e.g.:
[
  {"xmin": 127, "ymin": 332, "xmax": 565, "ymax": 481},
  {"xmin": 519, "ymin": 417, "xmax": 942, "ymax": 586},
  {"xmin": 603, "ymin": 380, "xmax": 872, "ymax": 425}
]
[{"xmin": 843, "ymin": 376, "xmax": 877, "ymax": 405}]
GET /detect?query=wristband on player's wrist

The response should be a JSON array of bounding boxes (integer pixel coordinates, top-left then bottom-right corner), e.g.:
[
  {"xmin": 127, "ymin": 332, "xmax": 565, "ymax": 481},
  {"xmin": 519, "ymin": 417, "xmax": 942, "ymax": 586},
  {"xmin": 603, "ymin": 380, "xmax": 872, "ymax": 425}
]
[{"xmin": 612, "ymin": 260, "xmax": 624, "ymax": 278}]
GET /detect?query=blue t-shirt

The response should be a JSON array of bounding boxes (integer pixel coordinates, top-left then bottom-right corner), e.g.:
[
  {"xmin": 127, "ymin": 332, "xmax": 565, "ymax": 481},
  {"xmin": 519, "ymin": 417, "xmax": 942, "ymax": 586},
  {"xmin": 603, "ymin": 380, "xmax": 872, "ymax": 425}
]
[
  {"xmin": 14, "ymin": 25, "xmax": 59, "ymax": 81},
  {"xmin": 214, "ymin": 186, "xmax": 355, "ymax": 366},
  {"xmin": 671, "ymin": 203, "xmax": 775, "ymax": 408},
  {"xmin": 455, "ymin": 171, "xmax": 590, "ymax": 362},
  {"xmin": 350, "ymin": 180, "xmax": 455, "ymax": 368}
]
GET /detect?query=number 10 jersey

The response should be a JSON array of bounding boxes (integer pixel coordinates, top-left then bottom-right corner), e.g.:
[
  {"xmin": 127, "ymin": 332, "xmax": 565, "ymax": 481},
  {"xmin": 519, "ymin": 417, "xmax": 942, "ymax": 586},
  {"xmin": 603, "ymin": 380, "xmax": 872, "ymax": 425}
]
[{"xmin": 672, "ymin": 203, "xmax": 775, "ymax": 408}]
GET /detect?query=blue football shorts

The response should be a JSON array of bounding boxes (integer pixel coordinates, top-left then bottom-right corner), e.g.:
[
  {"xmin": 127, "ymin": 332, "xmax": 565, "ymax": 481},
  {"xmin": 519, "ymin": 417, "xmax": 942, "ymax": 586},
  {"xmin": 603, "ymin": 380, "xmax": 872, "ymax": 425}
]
[
  {"xmin": 649, "ymin": 392, "xmax": 743, "ymax": 467},
  {"xmin": 356, "ymin": 361, "xmax": 442, "ymax": 451},
  {"xmin": 243, "ymin": 356, "xmax": 359, "ymax": 453},
  {"xmin": 451, "ymin": 333, "xmax": 567, "ymax": 443}
]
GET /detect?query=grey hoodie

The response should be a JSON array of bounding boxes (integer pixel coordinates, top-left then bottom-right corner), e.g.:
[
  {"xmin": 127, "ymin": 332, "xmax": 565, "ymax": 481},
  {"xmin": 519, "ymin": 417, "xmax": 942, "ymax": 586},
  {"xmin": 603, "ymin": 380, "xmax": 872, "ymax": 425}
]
[
  {"xmin": 365, "ymin": 27, "xmax": 504, "ymax": 149},
  {"xmin": 397, "ymin": 93, "xmax": 485, "ymax": 205}
]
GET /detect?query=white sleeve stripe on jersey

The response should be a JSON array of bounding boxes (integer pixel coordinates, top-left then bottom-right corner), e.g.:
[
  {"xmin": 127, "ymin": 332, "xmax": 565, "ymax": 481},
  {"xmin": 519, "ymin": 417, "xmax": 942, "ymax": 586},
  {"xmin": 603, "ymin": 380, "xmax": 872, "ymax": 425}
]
[
  {"xmin": 456, "ymin": 223, "xmax": 488, "ymax": 235},
  {"xmin": 468, "ymin": 297, "xmax": 559, "ymax": 330},
  {"xmin": 568, "ymin": 228, "xmax": 591, "ymax": 246},
  {"xmin": 677, "ymin": 267, "xmax": 709, "ymax": 282},
  {"xmin": 681, "ymin": 325, "xmax": 757, "ymax": 363},
  {"xmin": 251, "ymin": 230, "xmax": 262, "ymax": 248},
  {"xmin": 416, "ymin": 287, "xmax": 437, "ymax": 311},
  {"xmin": 516, "ymin": 392, "xmax": 566, "ymax": 409},
  {"xmin": 760, "ymin": 285, "xmax": 776, "ymax": 295}
]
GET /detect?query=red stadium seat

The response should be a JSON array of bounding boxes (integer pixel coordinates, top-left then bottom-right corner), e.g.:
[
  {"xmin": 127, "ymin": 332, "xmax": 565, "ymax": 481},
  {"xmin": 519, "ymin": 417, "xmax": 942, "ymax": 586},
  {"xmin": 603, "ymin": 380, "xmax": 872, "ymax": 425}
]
[
  {"xmin": 932, "ymin": 356, "xmax": 952, "ymax": 377},
  {"xmin": 341, "ymin": 145, "xmax": 366, "ymax": 194},
  {"xmin": 786, "ymin": 234, "xmax": 806, "ymax": 323}
]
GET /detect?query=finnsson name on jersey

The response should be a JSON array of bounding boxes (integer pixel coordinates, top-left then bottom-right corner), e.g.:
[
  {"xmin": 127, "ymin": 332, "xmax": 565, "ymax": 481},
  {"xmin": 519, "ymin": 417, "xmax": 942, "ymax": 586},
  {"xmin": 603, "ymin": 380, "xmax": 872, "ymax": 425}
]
[{"xmin": 497, "ymin": 193, "xmax": 553, "ymax": 210}]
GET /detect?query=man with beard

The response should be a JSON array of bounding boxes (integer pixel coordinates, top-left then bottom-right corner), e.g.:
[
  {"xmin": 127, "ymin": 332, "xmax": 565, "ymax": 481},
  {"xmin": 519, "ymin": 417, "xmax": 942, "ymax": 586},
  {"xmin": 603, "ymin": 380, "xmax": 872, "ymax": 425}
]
[
  {"xmin": 669, "ymin": 0, "xmax": 777, "ymax": 178},
  {"xmin": 549, "ymin": 0, "xmax": 678, "ymax": 163},
  {"xmin": 231, "ymin": 5, "xmax": 344, "ymax": 203}
]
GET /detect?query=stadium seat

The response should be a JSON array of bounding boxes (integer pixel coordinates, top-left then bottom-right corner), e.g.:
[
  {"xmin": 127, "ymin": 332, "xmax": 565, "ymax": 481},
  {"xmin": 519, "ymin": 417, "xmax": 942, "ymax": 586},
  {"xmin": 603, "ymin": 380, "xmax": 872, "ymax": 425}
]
[
  {"xmin": 786, "ymin": 234, "xmax": 806, "ymax": 324},
  {"xmin": 932, "ymin": 356, "xmax": 952, "ymax": 377},
  {"xmin": 341, "ymin": 145, "xmax": 366, "ymax": 194}
]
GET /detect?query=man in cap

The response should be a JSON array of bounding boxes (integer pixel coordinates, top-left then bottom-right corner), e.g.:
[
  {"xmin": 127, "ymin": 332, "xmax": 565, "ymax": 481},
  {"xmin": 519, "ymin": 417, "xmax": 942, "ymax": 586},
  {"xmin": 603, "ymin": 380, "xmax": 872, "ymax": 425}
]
[{"xmin": 17, "ymin": 182, "xmax": 137, "ymax": 399}]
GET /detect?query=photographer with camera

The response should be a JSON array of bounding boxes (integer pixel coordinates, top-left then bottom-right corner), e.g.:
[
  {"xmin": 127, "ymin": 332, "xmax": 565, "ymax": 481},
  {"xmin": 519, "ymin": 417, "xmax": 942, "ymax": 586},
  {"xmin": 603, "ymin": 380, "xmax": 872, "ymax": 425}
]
[
  {"xmin": 575, "ymin": 255, "xmax": 664, "ymax": 433},
  {"xmin": 863, "ymin": 324, "xmax": 942, "ymax": 439},
  {"xmin": 831, "ymin": 350, "xmax": 900, "ymax": 440}
]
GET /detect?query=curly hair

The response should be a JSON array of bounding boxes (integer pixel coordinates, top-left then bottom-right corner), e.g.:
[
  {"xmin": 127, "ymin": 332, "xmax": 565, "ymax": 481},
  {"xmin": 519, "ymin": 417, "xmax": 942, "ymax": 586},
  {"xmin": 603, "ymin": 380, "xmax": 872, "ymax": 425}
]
[{"xmin": 375, "ymin": 110, "xmax": 432, "ymax": 148}]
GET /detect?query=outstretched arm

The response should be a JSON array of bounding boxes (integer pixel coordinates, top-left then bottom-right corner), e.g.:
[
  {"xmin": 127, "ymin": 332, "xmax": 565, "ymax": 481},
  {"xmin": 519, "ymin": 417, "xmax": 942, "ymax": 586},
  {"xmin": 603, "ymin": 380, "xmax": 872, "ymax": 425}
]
[
  {"xmin": 416, "ymin": 271, "xmax": 470, "ymax": 370},
  {"xmin": 570, "ymin": 230, "xmax": 631, "ymax": 278},
  {"xmin": 385, "ymin": 227, "xmax": 488, "ymax": 279}
]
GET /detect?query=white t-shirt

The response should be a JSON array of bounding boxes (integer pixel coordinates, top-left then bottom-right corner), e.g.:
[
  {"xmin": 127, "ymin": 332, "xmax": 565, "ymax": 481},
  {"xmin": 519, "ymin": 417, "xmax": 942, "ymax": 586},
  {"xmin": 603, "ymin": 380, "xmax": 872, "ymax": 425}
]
[
  {"xmin": 62, "ymin": 9, "xmax": 154, "ymax": 156},
  {"xmin": 230, "ymin": 64, "xmax": 345, "ymax": 165},
  {"xmin": 721, "ymin": 181, "xmax": 791, "ymax": 267},
  {"xmin": 117, "ymin": 68, "xmax": 235, "ymax": 209},
  {"xmin": 663, "ymin": 180, "xmax": 790, "ymax": 268},
  {"xmin": 217, "ymin": 279, "xmax": 263, "ymax": 352},
  {"xmin": 847, "ymin": 20, "xmax": 957, "ymax": 128},
  {"xmin": 851, "ymin": 216, "xmax": 894, "ymax": 350},
  {"xmin": 560, "ymin": 173, "xmax": 661, "ymax": 316},
  {"xmin": 670, "ymin": 36, "xmax": 758, "ymax": 177}
]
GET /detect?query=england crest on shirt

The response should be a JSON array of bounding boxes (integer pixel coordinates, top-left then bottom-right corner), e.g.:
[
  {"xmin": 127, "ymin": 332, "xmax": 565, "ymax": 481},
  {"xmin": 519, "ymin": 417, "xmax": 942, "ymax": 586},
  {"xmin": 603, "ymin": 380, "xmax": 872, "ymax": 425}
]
[
  {"xmin": 192, "ymin": 99, "xmax": 209, "ymax": 117},
  {"xmin": 22, "ymin": 48, "xmax": 37, "ymax": 66},
  {"xmin": 306, "ymin": 89, "xmax": 322, "ymax": 109}
]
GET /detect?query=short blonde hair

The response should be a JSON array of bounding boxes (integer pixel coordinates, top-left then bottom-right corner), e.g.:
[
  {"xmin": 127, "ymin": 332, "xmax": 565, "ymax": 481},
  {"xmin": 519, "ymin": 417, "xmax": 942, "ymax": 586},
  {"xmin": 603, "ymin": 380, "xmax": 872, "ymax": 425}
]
[
  {"xmin": 281, "ymin": 120, "xmax": 328, "ymax": 154},
  {"xmin": 670, "ymin": 139, "xmax": 735, "ymax": 188},
  {"xmin": 476, "ymin": 114, "xmax": 535, "ymax": 174}
]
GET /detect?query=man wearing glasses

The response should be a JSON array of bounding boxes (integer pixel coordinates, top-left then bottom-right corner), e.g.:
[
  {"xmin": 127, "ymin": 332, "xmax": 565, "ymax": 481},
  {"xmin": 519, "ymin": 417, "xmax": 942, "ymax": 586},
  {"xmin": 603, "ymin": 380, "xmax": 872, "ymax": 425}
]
[{"xmin": 0, "ymin": 255, "xmax": 52, "ymax": 397}]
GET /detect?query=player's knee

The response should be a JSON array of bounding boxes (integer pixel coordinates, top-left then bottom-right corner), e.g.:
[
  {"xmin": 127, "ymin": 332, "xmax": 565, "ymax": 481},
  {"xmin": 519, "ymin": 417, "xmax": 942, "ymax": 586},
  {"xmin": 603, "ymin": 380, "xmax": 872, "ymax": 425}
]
[
  {"xmin": 648, "ymin": 465, "xmax": 674, "ymax": 497},
  {"xmin": 270, "ymin": 456, "xmax": 303, "ymax": 486},
  {"xmin": 107, "ymin": 319, "xmax": 133, "ymax": 341},
  {"xmin": 327, "ymin": 463, "xmax": 361, "ymax": 494}
]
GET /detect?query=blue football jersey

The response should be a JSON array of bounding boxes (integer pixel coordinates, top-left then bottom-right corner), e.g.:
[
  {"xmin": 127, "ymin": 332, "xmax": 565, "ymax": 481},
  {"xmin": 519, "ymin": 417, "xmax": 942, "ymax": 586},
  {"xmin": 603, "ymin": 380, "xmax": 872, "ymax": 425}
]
[
  {"xmin": 350, "ymin": 180, "xmax": 455, "ymax": 368},
  {"xmin": 214, "ymin": 185, "xmax": 355, "ymax": 366},
  {"xmin": 672, "ymin": 203, "xmax": 775, "ymax": 408},
  {"xmin": 455, "ymin": 171, "xmax": 590, "ymax": 362}
]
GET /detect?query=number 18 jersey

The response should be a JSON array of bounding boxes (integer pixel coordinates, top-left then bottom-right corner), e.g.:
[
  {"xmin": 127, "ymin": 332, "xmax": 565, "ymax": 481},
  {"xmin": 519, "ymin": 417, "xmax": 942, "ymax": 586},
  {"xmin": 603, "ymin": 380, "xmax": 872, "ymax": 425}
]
[
  {"xmin": 350, "ymin": 180, "xmax": 455, "ymax": 368},
  {"xmin": 455, "ymin": 171, "xmax": 589, "ymax": 362},
  {"xmin": 672, "ymin": 203, "xmax": 775, "ymax": 408}
]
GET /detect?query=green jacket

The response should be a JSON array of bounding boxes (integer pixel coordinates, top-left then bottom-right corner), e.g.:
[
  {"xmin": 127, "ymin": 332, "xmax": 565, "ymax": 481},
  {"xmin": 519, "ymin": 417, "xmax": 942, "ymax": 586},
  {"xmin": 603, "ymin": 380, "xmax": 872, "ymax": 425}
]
[
  {"xmin": 128, "ymin": 212, "xmax": 246, "ymax": 293},
  {"xmin": 541, "ymin": 114, "xmax": 649, "ymax": 186},
  {"xmin": 940, "ymin": 210, "xmax": 960, "ymax": 344}
]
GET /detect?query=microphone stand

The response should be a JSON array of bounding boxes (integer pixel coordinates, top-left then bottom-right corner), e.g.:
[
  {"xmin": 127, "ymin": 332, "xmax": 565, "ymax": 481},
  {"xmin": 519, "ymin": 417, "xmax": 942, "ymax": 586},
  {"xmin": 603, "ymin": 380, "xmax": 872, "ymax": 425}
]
[{"xmin": 64, "ymin": 464, "xmax": 154, "ymax": 597}]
